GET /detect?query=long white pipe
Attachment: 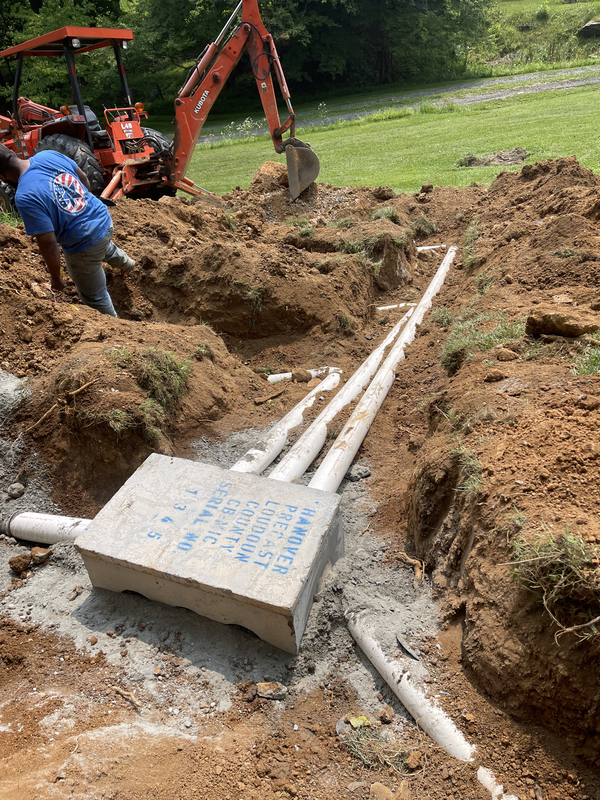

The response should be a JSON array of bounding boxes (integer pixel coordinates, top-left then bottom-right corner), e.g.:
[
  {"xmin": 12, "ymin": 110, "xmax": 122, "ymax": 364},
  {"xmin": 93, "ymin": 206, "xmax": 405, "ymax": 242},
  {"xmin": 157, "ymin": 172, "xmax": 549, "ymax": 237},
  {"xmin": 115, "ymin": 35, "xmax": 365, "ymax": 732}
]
[
  {"xmin": 267, "ymin": 366, "xmax": 340, "ymax": 384},
  {"xmin": 230, "ymin": 372, "xmax": 340, "ymax": 474},
  {"xmin": 309, "ymin": 246, "xmax": 457, "ymax": 493},
  {"xmin": 375, "ymin": 302, "xmax": 416, "ymax": 311},
  {"xmin": 268, "ymin": 307, "xmax": 414, "ymax": 484},
  {"xmin": 347, "ymin": 615, "xmax": 475, "ymax": 762},
  {"xmin": 2, "ymin": 512, "xmax": 91, "ymax": 544}
]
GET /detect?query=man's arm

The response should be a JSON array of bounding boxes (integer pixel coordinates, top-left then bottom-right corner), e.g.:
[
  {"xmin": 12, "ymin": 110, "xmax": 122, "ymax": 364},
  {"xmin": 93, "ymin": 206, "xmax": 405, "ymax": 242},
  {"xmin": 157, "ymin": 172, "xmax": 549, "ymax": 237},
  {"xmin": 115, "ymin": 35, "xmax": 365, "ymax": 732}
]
[
  {"xmin": 76, "ymin": 166, "xmax": 91, "ymax": 192},
  {"xmin": 36, "ymin": 231, "xmax": 66, "ymax": 291}
]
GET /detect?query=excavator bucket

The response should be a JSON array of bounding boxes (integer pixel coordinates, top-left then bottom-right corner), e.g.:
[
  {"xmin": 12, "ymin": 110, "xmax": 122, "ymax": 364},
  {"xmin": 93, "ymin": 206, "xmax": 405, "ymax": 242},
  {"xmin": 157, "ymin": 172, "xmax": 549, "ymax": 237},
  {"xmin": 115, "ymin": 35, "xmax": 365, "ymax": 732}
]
[{"xmin": 286, "ymin": 142, "xmax": 320, "ymax": 200}]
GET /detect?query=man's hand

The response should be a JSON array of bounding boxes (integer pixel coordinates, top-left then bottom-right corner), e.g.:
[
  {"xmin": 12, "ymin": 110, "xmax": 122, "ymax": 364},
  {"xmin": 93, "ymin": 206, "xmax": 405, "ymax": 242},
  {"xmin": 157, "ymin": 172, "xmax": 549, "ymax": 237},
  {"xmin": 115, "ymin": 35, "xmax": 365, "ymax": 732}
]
[{"xmin": 36, "ymin": 231, "xmax": 65, "ymax": 289}]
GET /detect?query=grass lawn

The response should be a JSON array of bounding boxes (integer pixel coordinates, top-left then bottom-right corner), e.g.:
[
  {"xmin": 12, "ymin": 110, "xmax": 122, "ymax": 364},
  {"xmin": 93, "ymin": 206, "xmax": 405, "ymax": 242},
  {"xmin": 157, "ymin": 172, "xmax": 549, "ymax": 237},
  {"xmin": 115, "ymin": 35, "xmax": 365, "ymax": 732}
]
[
  {"xmin": 498, "ymin": 0, "xmax": 596, "ymax": 13},
  {"xmin": 184, "ymin": 84, "xmax": 600, "ymax": 195}
]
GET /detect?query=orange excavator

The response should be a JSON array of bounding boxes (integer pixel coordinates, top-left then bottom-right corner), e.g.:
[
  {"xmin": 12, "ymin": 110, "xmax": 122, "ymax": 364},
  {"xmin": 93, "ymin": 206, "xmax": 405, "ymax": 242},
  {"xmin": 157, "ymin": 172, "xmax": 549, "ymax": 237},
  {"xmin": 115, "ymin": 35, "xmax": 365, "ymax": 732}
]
[{"xmin": 0, "ymin": 0, "xmax": 320, "ymax": 213}]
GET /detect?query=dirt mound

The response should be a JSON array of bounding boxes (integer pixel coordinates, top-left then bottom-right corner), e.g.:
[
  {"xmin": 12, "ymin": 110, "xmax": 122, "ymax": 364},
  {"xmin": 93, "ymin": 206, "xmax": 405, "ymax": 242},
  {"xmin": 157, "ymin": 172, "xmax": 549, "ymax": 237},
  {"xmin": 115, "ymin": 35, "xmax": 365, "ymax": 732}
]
[
  {"xmin": 0, "ymin": 169, "xmax": 437, "ymax": 515},
  {"xmin": 459, "ymin": 146, "xmax": 529, "ymax": 167},
  {"xmin": 356, "ymin": 156, "xmax": 600, "ymax": 768}
]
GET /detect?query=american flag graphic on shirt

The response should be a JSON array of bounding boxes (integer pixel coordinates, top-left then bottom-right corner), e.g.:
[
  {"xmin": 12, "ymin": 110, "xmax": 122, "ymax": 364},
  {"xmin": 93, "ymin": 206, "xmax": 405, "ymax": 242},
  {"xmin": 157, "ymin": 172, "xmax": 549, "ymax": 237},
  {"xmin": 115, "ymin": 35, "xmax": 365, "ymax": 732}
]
[{"xmin": 51, "ymin": 172, "xmax": 86, "ymax": 214}]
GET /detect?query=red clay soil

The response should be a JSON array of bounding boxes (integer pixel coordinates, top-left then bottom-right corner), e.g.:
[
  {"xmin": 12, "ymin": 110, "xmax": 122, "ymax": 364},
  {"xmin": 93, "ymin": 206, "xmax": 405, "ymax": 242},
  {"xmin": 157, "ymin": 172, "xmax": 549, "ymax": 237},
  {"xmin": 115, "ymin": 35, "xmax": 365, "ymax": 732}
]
[{"xmin": 1, "ymin": 157, "xmax": 600, "ymax": 797}]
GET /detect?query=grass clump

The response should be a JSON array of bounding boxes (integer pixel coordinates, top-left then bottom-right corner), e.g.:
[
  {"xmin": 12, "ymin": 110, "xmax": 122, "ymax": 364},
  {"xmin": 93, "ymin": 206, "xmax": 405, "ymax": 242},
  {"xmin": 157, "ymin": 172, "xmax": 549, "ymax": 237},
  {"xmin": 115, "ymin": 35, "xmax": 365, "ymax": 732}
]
[
  {"xmin": 430, "ymin": 306, "xmax": 454, "ymax": 328},
  {"xmin": 285, "ymin": 216, "xmax": 314, "ymax": 240},
  {"xmin": 509, "ymin": 526, "xmax": 600, "ymax": 642},
  {"xmin": 194, "ymin": 344, "xmax": 214, "ymax": 361},
  {"xmin": 475, "ymin": 270, "xmax": 494, "ymax": 295},
  {"xmin": 139, "ymin": 399, "xmax": 167, "ymax": 444},
  {"xmin": 316, "ymin": 257, "xmax": 341, "ymax": 274},
  {"xmin": 338, "ymin": 232, "xmax": 407, "ymax": 258},
  {"xmin": 327, "ymin": 217, "xmax": 353, "ymax": 229},
  {"xmin": 337, "ymin": 312, "xmax": 356, "ymax": 332},
  {"xmin": 134, "ymin": 348, "xmax": 192, "ymax": 410},
  {"xmin": 440, "ymin": 312, "xmax": 526, "ymax": 374},
  {"xmin": 411, "ymin": 212, "xmax": 437, "ymax": 238},
  {"xmin": 345, "ymin": 726, "xmax": 410, "ymax": 773},
  {"xmin": 453, "ymin": 442, "xmax": 483, "ymax": 504},
  {"xmin": 0, "ymin": 209, "xmax": 20, "ymax": 227},
  {"xmin": 108, "ymin": 346, "xmax": 192, "ymax": 412},
  {"xmin": 463, "ymin": 219, "xmax": 484, "ymax": 272},
  {"xmin": 572, "ymin": 344, "xmax": 600, "ymax": 375},
  {"xmin": 224, "ymin": 211, "xmax": 237, "ymax": 231},
  {"xmin": 244, "ymin": 285, "xmax": 266, "ymax": 317},
  {"xmin": 371, "ymin": 206, "xmax": 400, "ymax": 224},
  {"xmin": 552, "ymin": 248, "xmax": 577, "ymax": 258}
]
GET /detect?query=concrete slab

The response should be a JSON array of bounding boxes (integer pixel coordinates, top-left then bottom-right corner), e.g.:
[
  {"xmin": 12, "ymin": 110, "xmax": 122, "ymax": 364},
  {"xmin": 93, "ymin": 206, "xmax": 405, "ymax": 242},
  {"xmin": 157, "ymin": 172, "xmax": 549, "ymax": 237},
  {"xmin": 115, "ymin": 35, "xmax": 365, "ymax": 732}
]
[{"xmin": 75, "ymin": 454, "xmax": 343, "ymax": 653}]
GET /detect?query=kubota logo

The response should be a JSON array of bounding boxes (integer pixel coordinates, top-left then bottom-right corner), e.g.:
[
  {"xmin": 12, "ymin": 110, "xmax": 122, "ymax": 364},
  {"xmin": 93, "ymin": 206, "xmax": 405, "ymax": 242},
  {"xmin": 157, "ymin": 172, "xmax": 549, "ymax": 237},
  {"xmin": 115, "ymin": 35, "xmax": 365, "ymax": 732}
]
[{"xmin": 194, "ymin": 90, "xmax": 210, "ymax": 114}]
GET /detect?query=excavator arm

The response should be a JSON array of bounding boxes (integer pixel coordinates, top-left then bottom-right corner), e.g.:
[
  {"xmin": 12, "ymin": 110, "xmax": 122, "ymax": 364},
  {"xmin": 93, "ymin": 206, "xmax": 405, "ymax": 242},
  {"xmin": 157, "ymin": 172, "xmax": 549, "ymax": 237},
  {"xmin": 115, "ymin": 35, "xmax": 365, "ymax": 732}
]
[{"xmin": 171, "ymin": 0, "xmax": 319, "ymax": 200}]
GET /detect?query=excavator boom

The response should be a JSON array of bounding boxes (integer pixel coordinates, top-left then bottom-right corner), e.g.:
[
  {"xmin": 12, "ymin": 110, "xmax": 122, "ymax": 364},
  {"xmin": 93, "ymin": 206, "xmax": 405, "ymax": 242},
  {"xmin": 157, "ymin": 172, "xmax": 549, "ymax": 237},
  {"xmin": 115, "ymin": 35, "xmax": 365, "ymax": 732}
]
[{"xmin": 171, "ymin": 0, "xmax": 319, "ymax": 199}]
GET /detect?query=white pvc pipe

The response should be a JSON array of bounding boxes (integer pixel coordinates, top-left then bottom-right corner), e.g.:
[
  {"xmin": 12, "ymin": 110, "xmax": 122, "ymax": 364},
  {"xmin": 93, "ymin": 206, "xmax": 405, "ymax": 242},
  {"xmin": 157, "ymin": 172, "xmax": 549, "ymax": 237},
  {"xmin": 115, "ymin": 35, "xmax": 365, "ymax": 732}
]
[
  {"xmin": 4, "ymin": 512, "xmax": 91, "ymax": 544},
  {"xmin": 416, "ymin": 244, "xmax": 447, "ymax": 252},
  {"xmin": 375, "ymin": 302, "xmax": 417, "ymax": 311},
  {"xmin": 230, "ymin": 372, "xmax": 341, "ymax": 475},
  {"xmin": 268, "ymin": 307, "xmax": 414, "ymax": 484},
  {"xmin": 478, "ymin": 768, "xmax": 519, "ymax": 800},
  {"xmin": 347, "ymin": 615, "xmax": 475, "ymax": 762},
  {"xmin": 309, "ymin": 246, "xmax": 457, "ymax": 493},
  {"xmin": 267, "ymin": 366, "xmax": 341, "ymax": 384}
]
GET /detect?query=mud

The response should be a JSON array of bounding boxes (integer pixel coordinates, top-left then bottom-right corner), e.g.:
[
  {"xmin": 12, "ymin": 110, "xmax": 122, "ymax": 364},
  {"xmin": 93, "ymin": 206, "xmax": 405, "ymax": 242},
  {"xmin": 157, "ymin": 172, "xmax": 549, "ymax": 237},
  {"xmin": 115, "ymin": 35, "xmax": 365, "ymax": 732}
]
[{"xmin": 1, "ymin": 156, "xmax": 600, "ymax": 799}]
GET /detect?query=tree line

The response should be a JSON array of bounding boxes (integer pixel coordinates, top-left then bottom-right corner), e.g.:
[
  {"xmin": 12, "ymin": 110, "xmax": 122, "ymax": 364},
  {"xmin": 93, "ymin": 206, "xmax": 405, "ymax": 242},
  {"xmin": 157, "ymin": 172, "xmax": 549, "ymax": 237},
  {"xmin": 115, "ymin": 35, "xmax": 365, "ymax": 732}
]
[{"xmin": 1, "ymin": 0, "xmax": 492, "ymax": 116}]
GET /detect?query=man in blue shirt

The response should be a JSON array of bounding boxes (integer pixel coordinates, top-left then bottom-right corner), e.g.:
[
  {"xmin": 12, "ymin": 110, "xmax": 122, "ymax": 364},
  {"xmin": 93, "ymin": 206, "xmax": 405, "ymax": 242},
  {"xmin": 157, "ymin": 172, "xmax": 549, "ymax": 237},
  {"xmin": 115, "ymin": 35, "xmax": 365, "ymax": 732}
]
[{"xmin": 0, "ymin": 144, "xmax": 134, "ymax": 317}]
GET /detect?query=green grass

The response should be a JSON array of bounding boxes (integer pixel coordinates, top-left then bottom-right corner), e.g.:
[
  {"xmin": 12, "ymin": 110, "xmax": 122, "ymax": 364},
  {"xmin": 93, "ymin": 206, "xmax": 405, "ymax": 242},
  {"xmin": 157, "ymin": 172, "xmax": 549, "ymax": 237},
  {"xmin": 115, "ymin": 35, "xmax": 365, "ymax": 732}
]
[
  {"xmin": 441, "ymin": 313, "xmax": 526, "ymax": 374},
  {"xmin": 108, "ymin": 346, "xmax": 191, "ymax": 410},
  {"xmin": 572, "ymin": 344, "xmax": 600, "ymax": 374},
  {"xmin": 499, "ymin": 0, "xmax": 595, "ymax": 17},
  {"xmin": 185, "ymin": 85, "xmax": 600, "ymax": 195},
  {"xmin": 454, "ymin": 442, "xmax": 484, "ymax": 504},
  {"xmin": 0, "ymin": 209, "xmax": 21, "ymax": 227}
]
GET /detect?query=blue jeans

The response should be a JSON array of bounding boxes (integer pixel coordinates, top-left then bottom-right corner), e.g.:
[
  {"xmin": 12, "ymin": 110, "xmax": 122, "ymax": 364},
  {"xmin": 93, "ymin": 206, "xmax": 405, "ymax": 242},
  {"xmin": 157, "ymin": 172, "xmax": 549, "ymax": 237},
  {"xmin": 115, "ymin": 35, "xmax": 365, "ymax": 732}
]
[{"xmin": 63, "ymin": 224, "xmax": 133, "ymax": 317}]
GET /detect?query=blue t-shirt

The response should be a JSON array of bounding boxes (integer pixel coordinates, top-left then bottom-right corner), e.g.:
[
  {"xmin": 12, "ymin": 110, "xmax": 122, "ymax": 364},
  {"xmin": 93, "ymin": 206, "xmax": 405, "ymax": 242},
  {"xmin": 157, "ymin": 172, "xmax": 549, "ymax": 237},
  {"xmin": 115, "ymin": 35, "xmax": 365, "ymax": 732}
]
[{"xmin": 15, "ymin": 150, "xmax": 110, "ymax": 254}]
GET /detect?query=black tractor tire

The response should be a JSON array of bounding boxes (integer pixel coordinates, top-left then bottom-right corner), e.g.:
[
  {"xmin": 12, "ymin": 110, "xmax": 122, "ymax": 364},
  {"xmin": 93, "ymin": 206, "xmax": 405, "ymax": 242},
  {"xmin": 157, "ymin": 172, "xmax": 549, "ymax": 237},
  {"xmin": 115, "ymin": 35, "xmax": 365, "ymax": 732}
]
[
  {"xmin": 35, "ymin": 133, "xmax": 105, "ymax": 195},
  {"xmin": 0, "ymin": 180, "xmax": 17, "ymax": 215},
  {"xmin": 140, "ymin": 127, "xmax": 177, "ymax": 199}
]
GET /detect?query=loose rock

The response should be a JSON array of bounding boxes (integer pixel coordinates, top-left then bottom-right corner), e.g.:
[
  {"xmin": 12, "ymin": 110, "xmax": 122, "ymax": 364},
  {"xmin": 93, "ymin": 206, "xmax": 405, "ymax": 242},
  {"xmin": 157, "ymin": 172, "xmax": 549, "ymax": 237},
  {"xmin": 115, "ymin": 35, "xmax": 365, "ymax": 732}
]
[
  {"xmin": 9, "ymin": 553, "xmax": 31, "ymax": 574},
  {"xmin": 484, "ymin": 369, "xmax": 506, "ymax": 383},
  {"xmin": 497, "ymin": 348, "xmax": 518, "ymax": 362},
  {"xmin": 256, "ymin": 681, "xmax": 288, "ymax": 700},
  {"xmin": 525, "ymin": 305, "xmax": 600, "ymax": 338},
  {"xmin": 31, "ymin": 546, "xmax": 51, "ymax": 565},
  {"xmin": 370, "ymin": 783, "xmax": 394, "ymax": 800},
  {"xmin": 348, "ymin": 464, "xmax": 372, "ymax": 481},
  {"xmin": 291, "ymin": 368, "xmax": 312, "ymax": 383},
  {"xmin": 405, "ymin": 750, "xmax": 423, "ymax": 770},
  {"xmin": 7, "ymin": 482, "xmax": 25, "ymax": 499}
]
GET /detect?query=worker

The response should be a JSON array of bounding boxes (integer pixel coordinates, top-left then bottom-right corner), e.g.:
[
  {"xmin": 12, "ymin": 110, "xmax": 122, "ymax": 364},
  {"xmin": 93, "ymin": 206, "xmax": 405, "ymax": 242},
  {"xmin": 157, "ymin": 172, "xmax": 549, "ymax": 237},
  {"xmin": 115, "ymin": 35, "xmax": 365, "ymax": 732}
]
[{"xmin": 0, "ymin": 143, "xmax": 134, "ymax": 317}]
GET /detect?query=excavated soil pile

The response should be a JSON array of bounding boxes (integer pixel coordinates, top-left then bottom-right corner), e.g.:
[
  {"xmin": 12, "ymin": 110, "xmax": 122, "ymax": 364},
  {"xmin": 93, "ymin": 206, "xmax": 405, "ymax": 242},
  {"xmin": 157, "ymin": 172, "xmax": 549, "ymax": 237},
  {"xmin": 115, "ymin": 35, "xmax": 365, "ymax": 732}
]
[
  {"xmin": 1, "ymin": 156, "xmax": 600, "ymax": 797},
  {"xmin": 359, "ymin": 156, "xmax": 600, "ymax": 769}
]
